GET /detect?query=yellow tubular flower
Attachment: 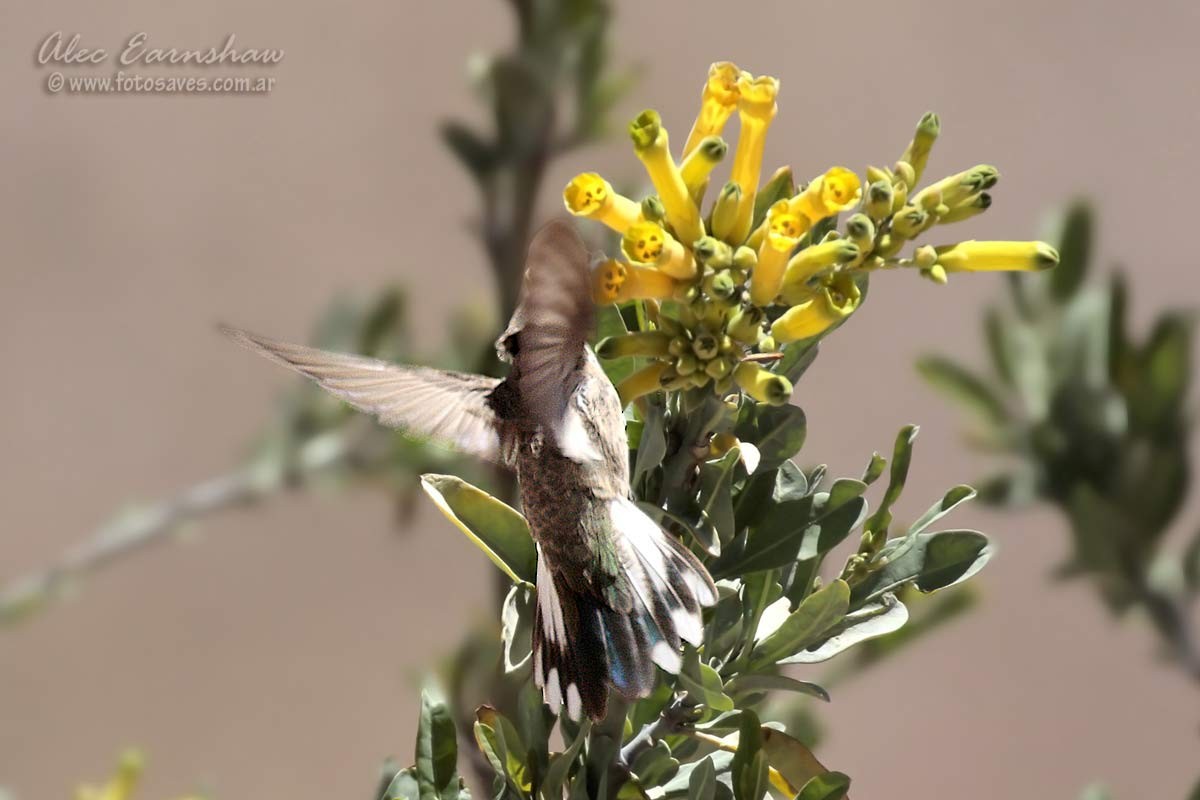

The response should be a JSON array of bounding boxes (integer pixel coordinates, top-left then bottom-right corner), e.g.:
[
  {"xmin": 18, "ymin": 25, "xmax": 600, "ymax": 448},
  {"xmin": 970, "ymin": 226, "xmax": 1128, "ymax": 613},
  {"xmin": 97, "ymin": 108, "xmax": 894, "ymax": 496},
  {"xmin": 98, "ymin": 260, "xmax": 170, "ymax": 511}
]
[
  {"xmin": 563, "ymin": 173, "xmax": 640, "ymax": 234},
  {"xmin": 771, "ymin": 277, "xmax": 862, "ymax": 343},
  {"xmin": 938, "ymin": 192, "xmax": 992, "ymax": 223},
  {"xmin": 629, "ymin": 110, "xmax": 704, "ymax": 246},
  {"xmin": 622, "ymin": 220, "xmax": 696, "ymax": 279},
  {"xmin": 684, "ymin": 61, "xmax": 741, "ymax": 157},
  {"xmin": 617, "ymin": 362, "xmax": 669, "ymax": 406},
  {"xmin": 751, "ymin": 202, "xmax": 808, "ymax": 305},
  {"xmin": 591, "ymin": 259, "xmax": 682, "ymax": 304},
  {"xmin": 935, "ymin": 240, "xmax": 1060, "ymax": 272},
  {"xmin": 790, "ymin": 167, "xmax": 863, "ymax": 222},
  {"xmin": 596, "ymin": 331, "xmax": 673, "ymax": 359},
  {"xmin": 681, "ymin": 136, "xmax": 728, "ymax": 203},
  {"xmin": 726, "ymin": 72, "xmax": 780, "ymax": 245},
  {"xmin": 733, "ymin": 361, "xmax": 793, "ymax": 405},
  {"xmin": 782, "ymin": 239, "xmax": 860, "ymax": 287},
  {"xmin": 76, "ymin": 750, "xmax": 144, "ymax": 800}
]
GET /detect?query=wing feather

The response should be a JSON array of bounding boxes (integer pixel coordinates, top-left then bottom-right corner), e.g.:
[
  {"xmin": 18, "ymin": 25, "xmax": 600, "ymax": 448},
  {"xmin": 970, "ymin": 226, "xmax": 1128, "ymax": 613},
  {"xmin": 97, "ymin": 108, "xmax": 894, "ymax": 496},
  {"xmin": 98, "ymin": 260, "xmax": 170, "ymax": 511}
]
[
  {"xmin": 510, "ymin": 220, "xmax": 595, "ymax": 452},
  {"xmin": 223, "ymin": 326, "xmax": 506, "ymax": 463}
]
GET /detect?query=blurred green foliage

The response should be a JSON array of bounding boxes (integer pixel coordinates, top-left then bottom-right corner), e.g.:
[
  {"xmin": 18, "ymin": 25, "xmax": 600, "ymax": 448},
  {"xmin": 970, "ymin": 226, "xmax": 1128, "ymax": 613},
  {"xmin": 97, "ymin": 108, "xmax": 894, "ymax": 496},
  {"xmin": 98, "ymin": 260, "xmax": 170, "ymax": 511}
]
[{"xmin": 919, "ymin": 201, "xmax": 1200, "ymax": 679}]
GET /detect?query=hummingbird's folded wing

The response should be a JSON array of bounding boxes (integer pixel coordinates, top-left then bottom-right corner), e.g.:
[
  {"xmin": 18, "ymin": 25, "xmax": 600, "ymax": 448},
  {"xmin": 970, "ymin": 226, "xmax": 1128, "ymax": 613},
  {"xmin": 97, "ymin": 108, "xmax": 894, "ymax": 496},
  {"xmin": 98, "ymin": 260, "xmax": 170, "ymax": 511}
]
[
  {"xmin": 223, "ymin": 326, "xmax": 507, "ymax": 463},
  {"xmin": 510, "ymin": 220, "xmax": 598, "ymax": 460}
]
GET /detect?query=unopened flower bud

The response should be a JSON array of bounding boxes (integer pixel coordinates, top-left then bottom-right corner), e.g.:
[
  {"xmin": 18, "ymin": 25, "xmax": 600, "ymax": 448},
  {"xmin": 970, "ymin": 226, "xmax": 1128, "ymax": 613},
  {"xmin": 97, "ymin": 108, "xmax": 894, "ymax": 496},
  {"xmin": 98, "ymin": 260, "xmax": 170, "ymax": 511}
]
[
  {"xmin": 694, "ymin": 236, "xmax": 734, "ymax": 269},
  {"xmin": 893, "ymin": 160, "xmax": 916, "ymax": 189},
  {"xmin": 691, "ymin": 330, "xmax": 721, "ymax": 360},
  {"xmin": 921, "ymin": 264, "xmax": 949, "ymax": 284},
  {"xmin": 938, "ymin": 192, "xmax": 992, "ymax": 224},
  {"xmin": 705, "ymin": 357, "xmax": 734, "ymax": 380},
  {"xmin": 899, "ymin": 112, "xmax": 940, "ymax": 185},
  {"xmin": 866, "ymin": 165, "xmax": 893, "ymax": 184},
  {"xmin": 616, "ymin": 361, "xmax": 668, "ymax": 405},
  {"xmin": 704, "ymin": 270, "xmax": 738, "ymax": 300},
  {"xmin": 681, "ymin": 136, "xmax": 728, "ymax": 203},
  {"xmin": 733, "ymin": 361, "xmax": 793, "ymax": 405},
  {"xmin": 782, "ymin": 239, "xmax": 860, "ymax": 286},
  {"xmin": 675, "ymin": 352, "xmax": 700, "ymax": 376},
  {"xmin": 727, "ymin": 305, "xmax": 766, "ymax": 343},
  {"xmin": 640, "ymin": 195, "xmax": 666, "ymax": 223},
  {"xmin": 914, "ymin": 244, "xmax": 938, "ymax": 269},
  {"xmin": 733, "ymin": 245, "xmax": 758, "ymax": 271},
  {"xmin": 711, "ymin": 182, "xmax": 744, "ymax": 243},
  {"xmin": 864, "ymin": 180, "xmax": 894, "ymax": 221}
]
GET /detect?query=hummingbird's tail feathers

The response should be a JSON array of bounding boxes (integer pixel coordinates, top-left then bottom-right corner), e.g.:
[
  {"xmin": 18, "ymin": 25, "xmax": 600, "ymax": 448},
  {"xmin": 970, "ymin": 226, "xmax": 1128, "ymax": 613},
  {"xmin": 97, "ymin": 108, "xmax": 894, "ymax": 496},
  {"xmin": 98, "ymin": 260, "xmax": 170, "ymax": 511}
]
[
  {"xmin": 531, "ymin": 500, "xmax": 719, "ymax": 721},
  {"xmin": 533, "ymin": 553, "xmax": 611, "ymax": 722},
  {"xmin": 221, "ymin": 325, "xmax": 511, "ymax": 464}
]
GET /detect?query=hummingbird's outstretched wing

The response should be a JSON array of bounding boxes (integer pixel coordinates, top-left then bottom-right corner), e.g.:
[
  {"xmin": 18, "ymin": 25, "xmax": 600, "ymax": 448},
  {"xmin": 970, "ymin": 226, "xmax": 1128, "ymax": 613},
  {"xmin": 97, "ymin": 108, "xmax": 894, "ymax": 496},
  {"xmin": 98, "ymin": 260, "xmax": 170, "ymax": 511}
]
[
  {"xmin": 504, "ymin": 220, "xmax": 599, "ymax": 461},
  {"xmin": 222, "ymin": 326, "xmax": 508, "ymax": 463}
]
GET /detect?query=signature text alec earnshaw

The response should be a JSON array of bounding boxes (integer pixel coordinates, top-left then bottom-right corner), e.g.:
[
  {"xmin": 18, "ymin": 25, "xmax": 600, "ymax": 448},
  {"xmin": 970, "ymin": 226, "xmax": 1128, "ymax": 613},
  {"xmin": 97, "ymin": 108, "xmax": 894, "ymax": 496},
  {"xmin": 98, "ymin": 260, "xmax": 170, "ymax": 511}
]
[{"xmin": 37, "ymin": 32, "xmax": 284, "ymax": 67}]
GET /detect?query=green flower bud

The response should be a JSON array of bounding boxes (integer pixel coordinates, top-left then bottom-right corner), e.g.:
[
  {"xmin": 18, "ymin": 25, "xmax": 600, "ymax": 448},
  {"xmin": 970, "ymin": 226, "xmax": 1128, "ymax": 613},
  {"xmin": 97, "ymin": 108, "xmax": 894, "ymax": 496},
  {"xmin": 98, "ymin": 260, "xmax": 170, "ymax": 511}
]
[
  {"xmin": 596, "ymin": 331, "xmax": 673, "ymax": 359},
  {"xmin": 757, "ymin": 334, "xmax": 777, "ymax": 353},
  {"xmin": 704, "ymin": 270, "xmax": 738, "ymax": 301},
  {"xmin": 914, "ymin": 244, "xmax": 938, "ymax": 269},
  {"xmin": 890, "ymin": 205, "xmax": 929, "ymax": 240},
  {"xmin": 674, "ymin": 352, "xmax": 699, "ymax": 376},
  {"xmin": 705, "ymin": 356, "xmax": 733, "ymax": 380},
  {"xmin": 921, "ymin": 264, "xmax": 949, "ymax": 284},
  {"xmin": 719, "ymin": 334, "xmax": 735, "ymax": 354},
  {"xmin": 694, "ymin": 236, "xmax": 734, "ymax": 269},
  {"xmin": 714, "ymin": 375, "xmax": 735, "ymax": 395},
  {"xmin": 865, "ymin": 165, "xmax": 893, "ymax": 184},
  {"xmin": 691, "ymin": 330, "xmax": 721, "ymax": 360},
  {"xmin": 782, "ymin": 239, "xmax": 861, "ymax": 286},
  {"xmin": 899, "ymin": 112, "xmax": 940, "ymax": 185},
  {"xmin": 893, "ymin": 160, "xmax": 916, "ymax": 189},
  {"xmin": 938, "ymin": 192, "xmax": 992, "ymax": 224},
  {"xmin": 689, "ymin": 371, "xmax": 713, "ymax": 388},
  {"xmin": 727, "ymin": 305, "xmax": 765, "ymax": 343},
  {"xmin": 914, "ymin": 165, "xmax": 999, "ymax": 208},
  {"xmin": 845, "ymin": 213, "xmax": 875, "ymax": 243},
  {"xmin": 864, "ymin": 179, "xmax": 894, "ymax": 221},
  {"xmin": 640, "ymin": 195, "xmax": 666, "ymax": 222},
  {"xmin": 711, "ymin": 181, "xmax": 743, "ymax": 243},
  {"xmin": 668, "ymin": 336, "xmax": 691, "ymax": 357},
  {"xmin": 732, "ymin": 245, "xmax": 758, "ymax": 271},
  {"xmin": 917, "ymin": 187, "xmax": 943, "ymax": 214}
]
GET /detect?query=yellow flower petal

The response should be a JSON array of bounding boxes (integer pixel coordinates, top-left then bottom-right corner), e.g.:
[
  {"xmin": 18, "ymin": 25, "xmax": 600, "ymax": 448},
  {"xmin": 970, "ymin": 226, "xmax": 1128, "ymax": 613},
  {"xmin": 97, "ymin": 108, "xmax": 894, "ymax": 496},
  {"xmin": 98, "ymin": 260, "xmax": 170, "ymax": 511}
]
[
  {"xmin": 621, "ymin": 221, "xmax": 696, "ymax": 279},
  {"xmin": 789, "ymin": 167, "xmax": 863, "ymax": 221},
  {"xmin": 732, "ymin": 361, "xmax": 793, "ymax": 405},
  {"xmin": 771, "ymin": 276, "xmax": 861, "ymax": 343},
  {"xmin": 617, "ymin": 361, "xmax": 669, "ymax": 406},
  {"xmin": 563, "ymin": 172, "xmax": 640, "ymax": 234},
  {"xmin": 684, "ymin": 61, "xmax": 741, "ymax": 157},
  {"xmin": 750, "ymin": 202, "xmax": 807, "ymax": 306},
  {"xmin": 726, "ymin": 72, "xmax": 780, "ymax": 245}
]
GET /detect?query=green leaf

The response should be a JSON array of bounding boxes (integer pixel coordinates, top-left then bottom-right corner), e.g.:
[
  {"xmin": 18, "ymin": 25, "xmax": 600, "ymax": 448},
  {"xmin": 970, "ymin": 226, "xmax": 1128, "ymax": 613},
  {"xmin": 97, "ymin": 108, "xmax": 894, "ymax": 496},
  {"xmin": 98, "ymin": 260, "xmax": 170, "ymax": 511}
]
[
  {"xmin": 731, "ymin": 711, "xmax": 767, "ymax": 800},
  {"xmin": 916, "ymin": 357, "xmax": 1007, "ymax": 426},
  {"xmin": 795, "ymin": 771, "xmax": 851, "ymax": 800},
  {"xmin": 416, "ymin": 688, "xmax": 460, "ymax": 800},
  {"xmin": 781, "ymin": 594, "xmax": 908, "ymax": 664},
  {"xmin": 774, "ymin": 341, "xmax": 820, "ymax": 383},
  {"xmin": 651, "ymin": 752, "xmax": 734, "ymax": 799},
  {"xmin": 724, "ymin": 673, "xmax": 830, "ymax": 702},
  {"xmin": 759, "ymin": 728, "xmax": 831, "ymax": 796},
  {"xmin": 735, "ymin": 404, "xmax": 807, "ymax": 471},
  {"xmin": 501, "ymin": 584, "xmax": 533, "ymax": 673},
  {"xmin": 382, "ymin": 766, "xmax": 421, "ymax": 800},
  {"xmin": 631, "ymin": 740, "xmax": 679, "ymax": 789},
  {"xmin": 541, "ymin": 721, "xmax": 588, "ymax": 800},
  {"xmin": 688, "ymin": 756, "xmax": 716, "ymax": 800},
  {"xmin": 421, "ymin": 474, "xmax": 536, "ymax": 585},
  {"xmin": 752, "ymin": 167, "xmax": 795, "ymax": 230},
  {"xmin": 862, "ymin": 425, "xmax": 919, "ymax": 539},
  {"xmin": 860, "ymin": 452, "xmax": 886, "ymax": 485},
  {"xmin": 1049, "ymin": 201, "xmax": 1093, "ymax": 301},
  {"xmin": 802, "ymin": 495, "xmax": 868, "ymax": 560},
  {"xmin": 750, "ymin": 580, "xmax": 850, "ymax": 668},
  {"xmin": 697, "ymin": 447, "xmax": 742, "ymax": 547},
  {"xmin": 633, "ymin": 401, "xmax": 668, "ymax": 487},
  {"xmin": 908, "ymin": 485, "xmax": 976, "ymax": 535},
  {"xmin": 679, "ymin": 649, "xmax": 735, "ymax": 711},
  {"xmin": 851, "ymin": 530, "xmax": 993, "ymax": 607},
  {"xmin": 477, "ymin": 706, "xmax": 531, "ymax": 796}
]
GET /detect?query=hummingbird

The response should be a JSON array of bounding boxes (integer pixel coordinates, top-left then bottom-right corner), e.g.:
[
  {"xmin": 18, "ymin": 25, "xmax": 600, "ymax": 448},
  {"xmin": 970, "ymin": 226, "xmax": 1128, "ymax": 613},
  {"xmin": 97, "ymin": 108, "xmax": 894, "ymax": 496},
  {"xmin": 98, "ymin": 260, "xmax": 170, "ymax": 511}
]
[{"xmin": 224, "ymin": 220, "xmax": 717, "ymax": 721}]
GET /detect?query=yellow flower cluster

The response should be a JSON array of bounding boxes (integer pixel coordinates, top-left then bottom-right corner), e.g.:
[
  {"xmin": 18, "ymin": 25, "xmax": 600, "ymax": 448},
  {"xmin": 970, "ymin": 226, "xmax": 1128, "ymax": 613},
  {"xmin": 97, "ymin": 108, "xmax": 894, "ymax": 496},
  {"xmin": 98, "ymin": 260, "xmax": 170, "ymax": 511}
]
[{"xmin": 564, "ymin": 61, "xmax": 1059, "ymax": 406}]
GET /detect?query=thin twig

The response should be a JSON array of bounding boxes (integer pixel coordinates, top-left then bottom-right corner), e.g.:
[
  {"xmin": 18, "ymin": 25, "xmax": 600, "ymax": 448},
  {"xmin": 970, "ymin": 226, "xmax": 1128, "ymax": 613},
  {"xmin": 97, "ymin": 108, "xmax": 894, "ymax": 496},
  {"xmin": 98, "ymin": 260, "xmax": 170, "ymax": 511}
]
[{"xmin": 0, "ymin": 429, "xmax": 358, "ymax": 626}]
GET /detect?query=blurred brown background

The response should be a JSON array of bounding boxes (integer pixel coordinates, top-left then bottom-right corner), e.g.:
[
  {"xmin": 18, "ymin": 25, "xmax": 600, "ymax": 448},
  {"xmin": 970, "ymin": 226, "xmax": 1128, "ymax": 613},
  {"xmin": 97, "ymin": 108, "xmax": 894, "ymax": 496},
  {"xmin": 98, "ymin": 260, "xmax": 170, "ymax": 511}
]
[{"xmin": 3, "ymin": 0, "xmax": 1199, "ymax": 797}]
